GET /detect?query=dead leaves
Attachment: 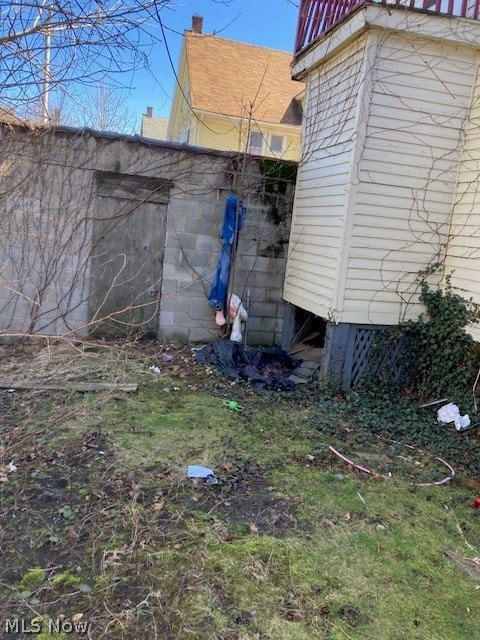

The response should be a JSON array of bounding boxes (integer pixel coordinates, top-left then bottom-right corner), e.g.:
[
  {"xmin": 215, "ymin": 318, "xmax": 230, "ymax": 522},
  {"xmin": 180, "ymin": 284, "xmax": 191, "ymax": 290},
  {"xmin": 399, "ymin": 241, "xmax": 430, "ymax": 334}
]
[
  {"xmin": 279, "ymin": 588, "xmax": 331, "ymax": 625},
  {"xmin": 71, "ymin": 613, "xmax": 84, "ymax": 623},
  {"xmin": 152, "ymin": 500, "xmax": 164, "ymax": 512},
  {"xmin": 102, "ymin": 546, "xmax": 129, "ymax": 569},
  {"xmin": 248, "ymin": 521, "xmax": 259, "ymax": 535},
  {"xmin": 460, "ymin": 478, "xmax": 480, "ymax": 492}
]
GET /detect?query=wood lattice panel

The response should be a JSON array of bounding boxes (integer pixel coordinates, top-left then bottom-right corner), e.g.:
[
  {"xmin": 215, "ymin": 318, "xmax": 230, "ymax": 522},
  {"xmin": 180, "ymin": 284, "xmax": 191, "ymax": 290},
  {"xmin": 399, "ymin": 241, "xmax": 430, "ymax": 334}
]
[{"xmin": 345, "ymin": 325, "xmax": 416, "ymax": 387}]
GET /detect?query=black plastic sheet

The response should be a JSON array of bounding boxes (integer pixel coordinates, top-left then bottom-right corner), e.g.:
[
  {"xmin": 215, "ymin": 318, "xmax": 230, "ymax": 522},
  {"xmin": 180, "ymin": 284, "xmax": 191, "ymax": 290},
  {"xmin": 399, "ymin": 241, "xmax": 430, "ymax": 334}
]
[{"xmin": 195, "ymin": 340, "xmax": 302, "ymax": 390}]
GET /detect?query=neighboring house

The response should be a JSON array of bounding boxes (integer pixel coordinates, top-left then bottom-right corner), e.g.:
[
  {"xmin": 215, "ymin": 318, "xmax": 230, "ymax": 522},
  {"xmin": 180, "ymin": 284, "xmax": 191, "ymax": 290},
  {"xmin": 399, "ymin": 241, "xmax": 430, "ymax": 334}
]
[
  {"xmin": 283, "ymin": 0, "xmax": 480, "ymax": 384},
  {"xmin": 141, "ymin": 107, "xmax": 169, "ymax": 140},
  {"xmin": 166, "ymin": 15, "xmax": 303, "ymax": 161}
]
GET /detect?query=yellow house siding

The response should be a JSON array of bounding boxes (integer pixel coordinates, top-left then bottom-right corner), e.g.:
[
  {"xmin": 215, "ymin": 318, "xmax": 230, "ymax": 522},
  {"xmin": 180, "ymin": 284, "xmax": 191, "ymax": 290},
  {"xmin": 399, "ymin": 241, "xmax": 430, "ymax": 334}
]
[
  {"xmin": 195, "ymin": 112, "xmax": 301, "ymax": 161},
  {"xmin": 141, "ymin": 115, "xmax": 169, "ymax": 140},
  {"xmin": 283, "ymin": 35, "xmax": 368, "ymax": 318},
  {"xmin": 341, "ymin": 32, "xmax": 477, "ymax": 324},
  {"xmin": 285, "ymin": 134, "xmax": 301, "ymax": 161},
  {"xmin": 445, "ymin": 56, "xmax": 480, "ymax": 341},
  {"xmin": 167, "ymin": 45, "xmax": 195, "ymax": 143},
  {"xmin": 196, "ymin": 115, "xmax": 243, "ymax": 152}
]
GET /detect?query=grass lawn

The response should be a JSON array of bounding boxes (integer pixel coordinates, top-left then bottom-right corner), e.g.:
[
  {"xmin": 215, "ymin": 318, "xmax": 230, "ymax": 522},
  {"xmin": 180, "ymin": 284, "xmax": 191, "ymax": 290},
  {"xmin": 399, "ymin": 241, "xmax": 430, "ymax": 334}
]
[{"xmin": 0, "ymin": 339, "xmax": 479, "ymax": 639}]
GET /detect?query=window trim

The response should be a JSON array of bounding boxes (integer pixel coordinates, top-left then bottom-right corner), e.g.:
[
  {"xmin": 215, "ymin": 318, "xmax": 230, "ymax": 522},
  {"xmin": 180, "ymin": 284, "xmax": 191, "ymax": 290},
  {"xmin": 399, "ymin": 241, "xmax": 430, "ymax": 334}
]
[{"xmin": 247, "ymin": 130, "xmax": 287, "ymax": 156}]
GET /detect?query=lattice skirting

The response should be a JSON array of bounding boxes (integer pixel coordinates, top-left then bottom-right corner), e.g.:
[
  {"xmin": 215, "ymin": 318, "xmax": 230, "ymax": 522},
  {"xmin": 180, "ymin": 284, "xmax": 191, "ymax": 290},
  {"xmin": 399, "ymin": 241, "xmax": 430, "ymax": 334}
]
[{"xmin": 342, "ymin": 324, "xmax": 416, "ymax": 388}]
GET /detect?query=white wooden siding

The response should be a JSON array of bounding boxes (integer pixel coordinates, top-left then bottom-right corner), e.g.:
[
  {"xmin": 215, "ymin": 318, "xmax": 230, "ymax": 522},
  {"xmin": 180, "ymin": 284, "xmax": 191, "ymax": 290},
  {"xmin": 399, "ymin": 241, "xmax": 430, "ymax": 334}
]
[
  {"xmin": 445, "ymin": 57, "xmax": 480, "ymax": 340},
  {"xmin": 342, "ymin": 32, "xmax": 477, "ymax": 324},
  {"xmin": 283, "ymin": 35, "xmax": 368, "ymax": 318}
]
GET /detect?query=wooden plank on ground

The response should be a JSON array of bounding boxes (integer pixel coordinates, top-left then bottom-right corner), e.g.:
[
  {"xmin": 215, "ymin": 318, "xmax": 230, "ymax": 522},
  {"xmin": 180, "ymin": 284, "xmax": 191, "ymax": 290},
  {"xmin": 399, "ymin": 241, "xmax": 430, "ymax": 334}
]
[{"xmin": 0, "ymin": 381, "xmax": 138, "ymax": 392}]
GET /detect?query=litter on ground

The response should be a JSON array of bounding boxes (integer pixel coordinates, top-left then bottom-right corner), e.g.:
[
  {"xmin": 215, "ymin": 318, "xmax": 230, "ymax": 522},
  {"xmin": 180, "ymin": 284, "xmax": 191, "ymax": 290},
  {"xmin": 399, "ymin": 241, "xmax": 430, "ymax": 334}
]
[
  {"xmin": 195, "ymin": 340, "xmax": 301, "ymax": 390},
  {"xmin": 437, "ymin": 402, "xmax": 471, "ymax": 431}
]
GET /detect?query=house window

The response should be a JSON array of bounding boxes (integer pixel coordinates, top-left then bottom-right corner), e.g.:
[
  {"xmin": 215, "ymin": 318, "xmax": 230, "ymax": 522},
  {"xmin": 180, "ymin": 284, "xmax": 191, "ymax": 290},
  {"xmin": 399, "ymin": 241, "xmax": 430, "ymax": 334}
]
[
  {"xmin": 269, "ymin": 134, "xmax": 285, "ymax": 155},
  {"xmin": 180, "ymin": 128, "xmax": 190, "ymax": 143},
  {"xmin": 248, "ymin": 130, "xmax": 263, "ymax": 154}
]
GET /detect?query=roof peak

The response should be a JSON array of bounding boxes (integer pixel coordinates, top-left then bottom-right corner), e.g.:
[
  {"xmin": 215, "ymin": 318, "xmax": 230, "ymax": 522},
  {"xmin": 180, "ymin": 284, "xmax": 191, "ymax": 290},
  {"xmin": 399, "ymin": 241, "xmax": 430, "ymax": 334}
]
[{"xmin": 184, "ymin": 29, "xmax": 293, "ymax": 56}]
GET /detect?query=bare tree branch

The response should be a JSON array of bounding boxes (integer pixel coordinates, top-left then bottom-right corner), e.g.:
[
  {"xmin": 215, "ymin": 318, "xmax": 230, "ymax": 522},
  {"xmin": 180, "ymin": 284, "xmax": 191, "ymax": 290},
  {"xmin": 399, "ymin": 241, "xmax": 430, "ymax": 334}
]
[{"xmin": 0, "ymin": 1, "xmax": 171, "ymax": 121}]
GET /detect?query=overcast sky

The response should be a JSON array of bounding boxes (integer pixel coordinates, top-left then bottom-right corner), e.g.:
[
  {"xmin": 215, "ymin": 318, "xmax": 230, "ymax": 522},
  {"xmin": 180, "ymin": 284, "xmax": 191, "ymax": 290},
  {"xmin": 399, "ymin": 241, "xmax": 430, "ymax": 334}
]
[{"xmin": 128, "ymin": 0, "xmax": 299, "ymax": 126}]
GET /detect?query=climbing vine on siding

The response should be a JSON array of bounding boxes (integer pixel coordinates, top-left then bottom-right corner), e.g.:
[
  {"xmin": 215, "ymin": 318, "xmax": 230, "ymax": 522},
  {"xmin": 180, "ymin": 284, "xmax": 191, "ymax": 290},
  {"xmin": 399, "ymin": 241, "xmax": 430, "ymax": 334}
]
[{"xmin": 404, "ymin": 266, "xmax": 480, "ymax": 398}]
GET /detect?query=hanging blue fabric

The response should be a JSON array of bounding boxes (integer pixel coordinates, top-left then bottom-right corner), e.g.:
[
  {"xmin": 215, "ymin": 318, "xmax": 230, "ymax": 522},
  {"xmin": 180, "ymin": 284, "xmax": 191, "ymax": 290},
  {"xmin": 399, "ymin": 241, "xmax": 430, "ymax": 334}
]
[
  {"xmin": 220, "ymin": 194, "xmax": 247, "ymax": 245},
  {"xmin": 207, "ymin": 195, "xmax": 247, "ymax": 313}
]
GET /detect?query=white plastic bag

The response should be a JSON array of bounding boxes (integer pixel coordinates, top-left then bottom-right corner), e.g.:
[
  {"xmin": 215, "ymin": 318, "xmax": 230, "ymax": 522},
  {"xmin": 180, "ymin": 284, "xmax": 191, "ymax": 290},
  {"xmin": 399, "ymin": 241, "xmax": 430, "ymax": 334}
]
[{"xmin": 437, "ymin": 403, "xmax": 471, "ymax": 431}]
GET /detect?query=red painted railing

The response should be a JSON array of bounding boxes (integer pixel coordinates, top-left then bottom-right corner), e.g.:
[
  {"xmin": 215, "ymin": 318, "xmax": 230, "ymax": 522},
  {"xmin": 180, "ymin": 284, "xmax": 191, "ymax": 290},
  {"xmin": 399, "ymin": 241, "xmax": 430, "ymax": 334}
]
[{"xmin": 294, "ymin": 0, "xmax": 480, "ymax": 54}]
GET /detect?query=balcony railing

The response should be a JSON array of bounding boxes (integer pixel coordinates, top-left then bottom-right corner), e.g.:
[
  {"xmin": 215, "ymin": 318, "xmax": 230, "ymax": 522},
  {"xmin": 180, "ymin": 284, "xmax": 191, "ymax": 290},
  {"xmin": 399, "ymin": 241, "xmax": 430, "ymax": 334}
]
[{"xmin": 295, "ymin": 0, "xmax": 480, "ymax": 54}]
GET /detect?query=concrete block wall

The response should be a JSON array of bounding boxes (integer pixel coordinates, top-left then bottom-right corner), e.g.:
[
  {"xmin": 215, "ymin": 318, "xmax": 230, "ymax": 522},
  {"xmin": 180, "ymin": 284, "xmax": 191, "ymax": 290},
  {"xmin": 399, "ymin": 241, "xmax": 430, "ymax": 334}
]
[
  {"xmin": 158, "ymin": 158, "xmax": 296, "ymax": 346},
  {"xmin": 0, "ymin": 130, "xmax": 95, "ymax": 335},
  {"xmin": 0, "ymin": 126, "xmax": 296, "ymax": 345}
]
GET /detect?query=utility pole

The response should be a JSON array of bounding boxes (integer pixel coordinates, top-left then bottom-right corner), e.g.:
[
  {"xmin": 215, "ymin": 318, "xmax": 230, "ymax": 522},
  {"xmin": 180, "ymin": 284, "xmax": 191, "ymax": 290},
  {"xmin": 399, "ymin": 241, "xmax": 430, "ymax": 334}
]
[
  {"xmin": 39, "ymin": 4, "xmax": 74, "ymax": 124},
  {"xmin": 34, "ymin": 1, "xmax": 52, "ymax": 124},
  {"xmin": 42, "ymin": 25, "xmax": 51, "ymax": 124}
]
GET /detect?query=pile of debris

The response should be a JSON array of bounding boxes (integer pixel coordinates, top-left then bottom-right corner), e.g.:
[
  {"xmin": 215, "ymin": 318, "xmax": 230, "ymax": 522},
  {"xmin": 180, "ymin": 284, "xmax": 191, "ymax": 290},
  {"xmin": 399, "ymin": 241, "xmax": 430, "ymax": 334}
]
[{"xmin": 195, "ymin": 340, "xmax": 304, "ymax": 390}]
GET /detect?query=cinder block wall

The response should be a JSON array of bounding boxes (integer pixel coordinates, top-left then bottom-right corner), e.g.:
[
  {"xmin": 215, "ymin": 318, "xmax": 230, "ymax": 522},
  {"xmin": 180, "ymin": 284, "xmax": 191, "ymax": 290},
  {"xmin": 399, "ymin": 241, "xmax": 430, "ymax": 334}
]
[
  {"xmin": 0, "ymin": 126, "xmax": 296, "ymax": 345},
  {"xmin": 160, "ymin": 159, "xmax": 296, "ymax": 345}
]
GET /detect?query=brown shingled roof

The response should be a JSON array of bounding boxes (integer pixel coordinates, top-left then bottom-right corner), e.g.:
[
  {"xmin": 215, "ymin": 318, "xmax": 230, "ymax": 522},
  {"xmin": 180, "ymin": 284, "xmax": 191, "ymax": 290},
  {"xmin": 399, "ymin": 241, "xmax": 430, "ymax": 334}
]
[{"xmin": 184, "ymin": 32, "xmax": 303, "ymax": 126}]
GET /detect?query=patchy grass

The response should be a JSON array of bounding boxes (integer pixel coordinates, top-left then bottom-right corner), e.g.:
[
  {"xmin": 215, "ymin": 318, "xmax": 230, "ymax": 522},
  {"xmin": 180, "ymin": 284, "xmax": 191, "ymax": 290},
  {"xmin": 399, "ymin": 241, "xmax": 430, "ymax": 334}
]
[{"xmin": 0, "ymin": 339, "xmax": 479, "ymax": 639}]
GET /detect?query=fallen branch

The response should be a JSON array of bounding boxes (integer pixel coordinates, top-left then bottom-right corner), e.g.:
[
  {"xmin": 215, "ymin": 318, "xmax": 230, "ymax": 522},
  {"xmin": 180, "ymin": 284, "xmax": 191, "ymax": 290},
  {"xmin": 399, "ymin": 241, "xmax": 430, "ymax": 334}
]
[
  {"xmin": 328, "ymin": 442, "xmax": 455, "ymax": 487},
  {"xmin": 328, "ymin": 446, "xmax": 385, "ymax": 480},
  {"xmin": 444, "ymin": 551, "xmax": 480, "ymax": 581},
  {"xmin": 0, "ymin": 381, "xmax": 137, "ymax": 392}
]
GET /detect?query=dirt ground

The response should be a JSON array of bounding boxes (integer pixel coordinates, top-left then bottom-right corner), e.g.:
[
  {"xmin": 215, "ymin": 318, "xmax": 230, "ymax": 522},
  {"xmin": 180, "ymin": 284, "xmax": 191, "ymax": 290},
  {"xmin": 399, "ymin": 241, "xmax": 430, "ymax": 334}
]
[{"xmin": 0, "ymin": 339, "xmax": 310, "ymax": 638}]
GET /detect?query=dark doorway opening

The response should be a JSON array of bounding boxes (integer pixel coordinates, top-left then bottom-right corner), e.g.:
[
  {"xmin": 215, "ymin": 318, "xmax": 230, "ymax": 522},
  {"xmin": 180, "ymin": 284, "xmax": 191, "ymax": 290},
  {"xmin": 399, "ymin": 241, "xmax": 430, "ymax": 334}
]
[{"xmin": 289, "ymin": 308, "xmax": 326, "ymax": 362}]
